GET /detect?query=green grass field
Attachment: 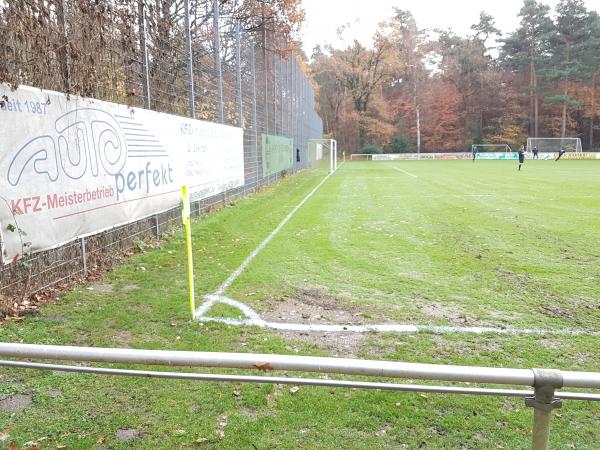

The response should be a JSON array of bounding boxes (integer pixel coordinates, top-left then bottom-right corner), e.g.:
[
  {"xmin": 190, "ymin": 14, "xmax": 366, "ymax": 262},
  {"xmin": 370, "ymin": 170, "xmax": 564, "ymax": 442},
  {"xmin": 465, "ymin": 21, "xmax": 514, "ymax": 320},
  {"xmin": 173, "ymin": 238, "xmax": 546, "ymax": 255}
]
[{"xmin": 1, "ymin": 159, "xmax": 599, "ymax": 449}]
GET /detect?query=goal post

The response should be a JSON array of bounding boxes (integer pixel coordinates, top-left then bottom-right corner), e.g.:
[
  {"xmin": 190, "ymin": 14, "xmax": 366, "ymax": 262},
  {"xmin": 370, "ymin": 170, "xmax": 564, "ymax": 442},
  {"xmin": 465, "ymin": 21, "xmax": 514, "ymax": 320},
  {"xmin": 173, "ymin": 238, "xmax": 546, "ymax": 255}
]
[
  {"xmin": 308, "ymin": 139, "xmax": 337, "ymax": 174},
  {"xmin": 526, "ymin": 138, "xmax": 582, "ymax": 153}
]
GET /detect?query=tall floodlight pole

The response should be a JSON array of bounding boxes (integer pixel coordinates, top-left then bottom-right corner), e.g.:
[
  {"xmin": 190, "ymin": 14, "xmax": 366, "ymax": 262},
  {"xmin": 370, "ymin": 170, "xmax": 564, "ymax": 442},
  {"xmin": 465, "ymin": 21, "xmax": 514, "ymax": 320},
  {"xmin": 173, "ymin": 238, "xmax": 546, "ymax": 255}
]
[{"xmin": 183, "ymin": 0, "xmax": 195, "ymax": 118}]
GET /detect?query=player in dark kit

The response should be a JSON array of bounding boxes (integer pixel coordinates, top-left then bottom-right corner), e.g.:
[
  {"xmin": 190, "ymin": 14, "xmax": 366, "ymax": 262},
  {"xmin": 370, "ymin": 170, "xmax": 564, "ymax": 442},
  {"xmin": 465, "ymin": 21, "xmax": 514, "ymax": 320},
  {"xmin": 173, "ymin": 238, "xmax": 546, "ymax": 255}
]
[
  {"xmin": 518, "ymin": 145, "xmax": 525, "ymax": 171},
  {"xmin": 533, "ymin": 146, "xmax": 539, "ymax": 159},
  {"xmin": 555, "ymin": 146, "xmax": 567, "ymax": 161},
  {"xmin": 472, "ymin": 145, "xmax": 478, "ymax": 161}
]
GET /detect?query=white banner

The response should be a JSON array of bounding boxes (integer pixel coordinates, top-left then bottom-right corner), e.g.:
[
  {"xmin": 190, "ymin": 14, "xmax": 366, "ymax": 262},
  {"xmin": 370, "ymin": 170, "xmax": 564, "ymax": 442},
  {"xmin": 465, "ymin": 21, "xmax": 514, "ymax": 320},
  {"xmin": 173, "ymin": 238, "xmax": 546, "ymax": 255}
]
[{"xmin": 0, "ymin": 84, "xmax": 244, "ymax": 264}]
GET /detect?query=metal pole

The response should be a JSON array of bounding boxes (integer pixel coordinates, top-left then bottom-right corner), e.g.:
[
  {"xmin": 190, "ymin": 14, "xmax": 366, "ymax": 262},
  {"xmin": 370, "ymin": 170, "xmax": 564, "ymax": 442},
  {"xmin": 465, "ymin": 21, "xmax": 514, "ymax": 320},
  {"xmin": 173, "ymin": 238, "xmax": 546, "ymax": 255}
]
[
  {"xmin": 250, "ymin": 42, "xmax": 259, "ymax": 186},
  {"xmin": 293, "ymin": 56, "xmax": 297, "ymax": 163},
  {"xmin": 330, "ymin": 140, "xmax": 334, "ymax": 174},
  {"xmin": 56, "ymin": 0, "xmax": 70, "ymax": 93},
  {"xmin": 235, "ymin": 21, "xmax": 243, "ymax": 128},
  {"xmin": 138, "ymin": 0, "xmax": 151, "ymax": 109},
  {"xmin": 334, "ymin": 140, "xmax": 338, "ymax": 171},
  {"xmin": 280, "ymin": 54, "xmax": 284, "ymax": 136},
  {"xmin": 525, "ymin": 369, "xmax": 563, "ymax": 450},
  {"xmin": 183, "ymin": 0, "xmax": 195, "ymax": 118},
  {"xmin": 213, "ymin": 0, "xmax": 224, "ymax": 123},
  {"xmin": 80, "ymin": 237, "xmax": 87, "ymax": 275},
  {"xmin": 1, "ymin": 359, "xmax": 600, "ymax": 401},
  {"xmin": 153, "ymin": 215, "xmax": 160, "ymax": 239},
  {"xmin": 0, "ymin": 343, "xmax": 539, "ymax": 385},
  {"xmin": 263, "ymin": 38, "xmax": 269, "ymax": 136}
]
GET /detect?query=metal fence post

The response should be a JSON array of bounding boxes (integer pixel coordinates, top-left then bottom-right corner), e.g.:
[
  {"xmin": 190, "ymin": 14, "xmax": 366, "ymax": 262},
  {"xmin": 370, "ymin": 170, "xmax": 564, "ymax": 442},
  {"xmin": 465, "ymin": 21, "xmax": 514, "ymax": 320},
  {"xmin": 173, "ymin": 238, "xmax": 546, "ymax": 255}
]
[
  {"xmin": 250, "ymin": 41, "xmax": 259, "ymax": 186},
  {"xmin": 235, "ymin": 21, "xmax": 243, "ymax": 128},
  {"xmin": 153, "ymin": 215, "xmax": 160, "ymax": 240},
  {"xmin": 263, "ymin": 25, "xmax": 269, "ymax": 135},
  {"xmin": 213, "ymin": 0, "xmax": 224, "ymax": 124},
  {"xmin": 56, "ymin": 0, "xmax": 70, "ymax": 93},
  {"xmin": 80, "ymin": 237, "xmax": 87, "ymax": 276},
  {"xmin": 183, "ymin": 0, "xmax": 195, "ymax": 118},
  {"xmin": 280, "ymin": 54, "xmax": 284, "ymax": 136},
  {"xmin": 273, "ymin": 52, "xmax": 277, "ymax": 135},
  {"xmin": 138, "ymin": 0, "xmax": 151, "ymax": 109},
  {"xmin": 525, "ymin": 369, "xmax": 563, "ymax": 450}
]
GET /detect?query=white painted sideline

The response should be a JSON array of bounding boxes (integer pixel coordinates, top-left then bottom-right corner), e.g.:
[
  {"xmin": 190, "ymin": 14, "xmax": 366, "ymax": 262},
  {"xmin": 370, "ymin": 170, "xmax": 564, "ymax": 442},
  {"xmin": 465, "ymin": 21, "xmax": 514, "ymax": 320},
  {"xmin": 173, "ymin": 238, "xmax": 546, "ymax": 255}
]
[
  {"xmin": 197, "ymin": 314, "xmax": 600, "ymax": 336},
  {"xmin": 195, "ymin": 163, "xmax": 599, "ymax": 337}
]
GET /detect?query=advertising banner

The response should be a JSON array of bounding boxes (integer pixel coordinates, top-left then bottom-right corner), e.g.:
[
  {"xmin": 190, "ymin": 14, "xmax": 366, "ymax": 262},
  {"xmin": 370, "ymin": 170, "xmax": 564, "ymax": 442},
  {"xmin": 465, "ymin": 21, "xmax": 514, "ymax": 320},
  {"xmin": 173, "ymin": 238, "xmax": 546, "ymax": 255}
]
[
  {"xmin": 475, "ymin": 152, "xmax": 518, "ymax": 160},
  {"xmin": 261, "ymin": 134, "xmax": 293, "ymax": 176},
  {"xmin": 0, "ymin": 84, "xmax": 243, "ymax": 264},
  {"xmin": 561, "ymin": 152, "xmax": 600, "ymax": 160}
]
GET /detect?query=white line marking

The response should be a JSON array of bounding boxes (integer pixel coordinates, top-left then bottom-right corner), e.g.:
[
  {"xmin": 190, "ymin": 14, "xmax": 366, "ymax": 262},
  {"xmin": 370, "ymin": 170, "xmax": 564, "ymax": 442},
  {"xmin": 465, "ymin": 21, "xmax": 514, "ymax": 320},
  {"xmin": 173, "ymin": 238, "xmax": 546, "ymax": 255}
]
[
  {"xmin": 392, "ymin": 166, "xmax": 419, "ymax": 178},
  {"xmin": 195, "ymin": 166, "xmax": 339, "ymax": 317},
  {"xmin": 214, "ymin": 172, "xmax": 333, "ymax": 295},
  {"xmin": 197, "ymin": 315, "xmax": 600, "ymax": 336}
]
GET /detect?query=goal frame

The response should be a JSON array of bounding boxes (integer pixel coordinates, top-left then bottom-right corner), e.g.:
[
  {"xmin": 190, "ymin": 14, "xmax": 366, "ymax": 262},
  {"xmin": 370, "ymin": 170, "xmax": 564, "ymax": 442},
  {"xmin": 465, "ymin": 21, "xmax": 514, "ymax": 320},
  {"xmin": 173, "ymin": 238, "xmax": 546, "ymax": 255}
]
[
  {"xmin": 308, "ymin": 139, "xmax": 337, "ymax": 174},
  {"xmin": 526, "ymin": 138, "xmax": 582, "ymax": 153}
]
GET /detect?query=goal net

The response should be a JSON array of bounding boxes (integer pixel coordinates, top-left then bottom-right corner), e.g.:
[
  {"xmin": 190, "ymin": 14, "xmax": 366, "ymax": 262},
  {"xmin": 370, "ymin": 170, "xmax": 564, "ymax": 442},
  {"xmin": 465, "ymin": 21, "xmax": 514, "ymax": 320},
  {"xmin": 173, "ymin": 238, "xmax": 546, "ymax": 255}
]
[
  {"xmin": 471, "ymin": 144, "xmax": 512, "ymax": 153},
  {"xmin": 526, "ymin": 138, "xmax": 582, "ymax": 153},
  {"xmin": 308, "ymin": 139, "xmax": 337, "ymax": 173}
]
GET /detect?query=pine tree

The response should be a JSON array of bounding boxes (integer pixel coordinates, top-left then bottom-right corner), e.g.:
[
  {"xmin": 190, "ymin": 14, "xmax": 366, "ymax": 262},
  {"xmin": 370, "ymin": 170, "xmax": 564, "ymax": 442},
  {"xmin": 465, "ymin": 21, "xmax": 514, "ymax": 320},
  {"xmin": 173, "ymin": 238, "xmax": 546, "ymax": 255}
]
[
  {"xmin": 501, "ymin": 0, "xmax": 555, "ymax": 138},
  {"xmin": 545, "ymin": 0, "xmax": 594, "ymax": 138}
]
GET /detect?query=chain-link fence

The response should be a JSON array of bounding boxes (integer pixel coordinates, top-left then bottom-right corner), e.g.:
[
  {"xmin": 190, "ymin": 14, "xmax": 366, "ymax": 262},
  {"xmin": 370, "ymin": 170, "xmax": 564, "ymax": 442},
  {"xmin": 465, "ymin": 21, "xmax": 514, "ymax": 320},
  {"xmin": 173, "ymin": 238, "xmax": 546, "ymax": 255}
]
[{"xmin": 0, "ymin": 0, "xmax": 324, "ymax": 308}]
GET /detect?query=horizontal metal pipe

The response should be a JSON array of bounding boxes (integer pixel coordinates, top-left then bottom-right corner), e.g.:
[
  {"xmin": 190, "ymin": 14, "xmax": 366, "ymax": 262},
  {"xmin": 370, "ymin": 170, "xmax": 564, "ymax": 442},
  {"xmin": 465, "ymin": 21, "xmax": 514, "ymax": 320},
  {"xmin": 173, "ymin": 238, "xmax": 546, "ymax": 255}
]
[
  {"xmin": 561, "ymin": 371, "xmax": 600, "ymax": 389},
  {"xmin": 0, "ymin": 343, "xmax": 534, "ymax": 386},
  {"xmin": 1, "ymin": 360, "xmax": 599, "ymax": 402}
]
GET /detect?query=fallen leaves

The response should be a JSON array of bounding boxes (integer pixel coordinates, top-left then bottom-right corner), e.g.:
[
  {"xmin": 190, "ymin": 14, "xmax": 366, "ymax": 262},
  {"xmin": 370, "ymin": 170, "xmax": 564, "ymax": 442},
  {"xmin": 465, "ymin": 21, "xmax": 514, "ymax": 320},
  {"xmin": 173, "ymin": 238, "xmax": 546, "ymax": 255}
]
[
  {"xmin": 253, "ymin": 362, "xmax": 274, "ymax": 372},
  {"xmin": 289, "ymin": 386, "xmax": 300, "ymax": 394}
]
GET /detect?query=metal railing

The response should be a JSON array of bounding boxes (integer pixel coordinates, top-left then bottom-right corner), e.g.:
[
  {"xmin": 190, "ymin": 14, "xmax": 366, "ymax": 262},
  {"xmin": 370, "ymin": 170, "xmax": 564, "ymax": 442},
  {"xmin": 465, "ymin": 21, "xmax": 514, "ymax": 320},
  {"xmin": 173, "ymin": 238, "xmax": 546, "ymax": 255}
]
[{"xmin": 0, "ymin": 343, "xmax": 598, "ymax": 449}]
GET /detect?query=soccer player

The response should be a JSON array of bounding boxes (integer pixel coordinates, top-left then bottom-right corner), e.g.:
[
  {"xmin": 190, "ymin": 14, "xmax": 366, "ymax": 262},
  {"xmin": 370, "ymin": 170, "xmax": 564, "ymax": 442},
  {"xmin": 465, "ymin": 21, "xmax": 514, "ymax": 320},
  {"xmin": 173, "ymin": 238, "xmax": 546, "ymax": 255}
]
[
  {"xmin": 472, "ymin": 145, "xmax": 478, "ymax": 161},
  {"xmin": 533, "ymin": 146, "xmax": 539, "ymax": 159},
  {"xmin": 555, "ymin": 146, "xmax": 567, "ymax": 161},
  {"xmin": 518, "ymin": 145, "xmax": 525, "ymax": 171}
]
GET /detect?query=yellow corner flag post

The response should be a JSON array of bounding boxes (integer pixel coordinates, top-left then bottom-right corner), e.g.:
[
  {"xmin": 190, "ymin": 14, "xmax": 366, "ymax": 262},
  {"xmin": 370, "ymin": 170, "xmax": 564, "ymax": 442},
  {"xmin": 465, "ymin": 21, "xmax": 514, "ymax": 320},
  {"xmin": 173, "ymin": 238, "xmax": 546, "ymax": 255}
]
[{"xmin": 181, "ymin": 186, "xmax": 195, "ymax": 319}]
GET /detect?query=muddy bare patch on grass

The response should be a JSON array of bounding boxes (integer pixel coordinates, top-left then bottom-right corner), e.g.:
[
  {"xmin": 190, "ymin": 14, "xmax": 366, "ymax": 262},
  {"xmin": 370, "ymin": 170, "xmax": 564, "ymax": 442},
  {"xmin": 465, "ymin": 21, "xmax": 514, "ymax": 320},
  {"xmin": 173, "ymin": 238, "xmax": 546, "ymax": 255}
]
[
  {"xmin": 273, "ymin": 330, "xmax": 364, "ymax": 357},
  {"xmin": 89, "ymin": 283, "xmax": 114, "ymax": 293},
  {"xmin": 116, "ymin": 428, "xmax": 140, "ymax": 441},
  {"xmin": 121, "ymin": 284, "xmax": 140, "ymax": 293},
  {"xmin": 538, "ymin": 305, "xmax": 578, "ymax": 322},
  {"xmin": 263, "ymin": 285, "xmax": 373, "ymax": 326},
  {"xmin": 112, "ymin": 330, "xmax": 134, "ymax": 347},
  {"xmin": 0, "ymin": 394, "xmax": 32, "ymax": 412},
  {"xmin": 418, "ymin": 301, "xmax": 478, "ymax": 326}
]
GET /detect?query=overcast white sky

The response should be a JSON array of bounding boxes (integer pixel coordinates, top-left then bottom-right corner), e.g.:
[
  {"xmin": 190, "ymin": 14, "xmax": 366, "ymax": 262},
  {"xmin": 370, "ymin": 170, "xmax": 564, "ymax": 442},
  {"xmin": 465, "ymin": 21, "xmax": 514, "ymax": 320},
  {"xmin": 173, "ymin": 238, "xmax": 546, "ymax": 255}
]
[{"xmin": 300, "ymin": 0, "xmax": 598, "ymax": 57}]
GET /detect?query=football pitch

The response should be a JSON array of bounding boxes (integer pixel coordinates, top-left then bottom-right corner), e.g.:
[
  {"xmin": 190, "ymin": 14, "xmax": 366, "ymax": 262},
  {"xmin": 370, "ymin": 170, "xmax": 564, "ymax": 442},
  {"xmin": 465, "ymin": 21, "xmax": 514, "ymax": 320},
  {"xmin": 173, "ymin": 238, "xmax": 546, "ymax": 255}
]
[
  {"xmin": 1, "ymin": 159, "xmax": 599, "ymax": 449},
  {"xmin": 200, "ymin": 160, "xmax": 600, "ymax": 336}
]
